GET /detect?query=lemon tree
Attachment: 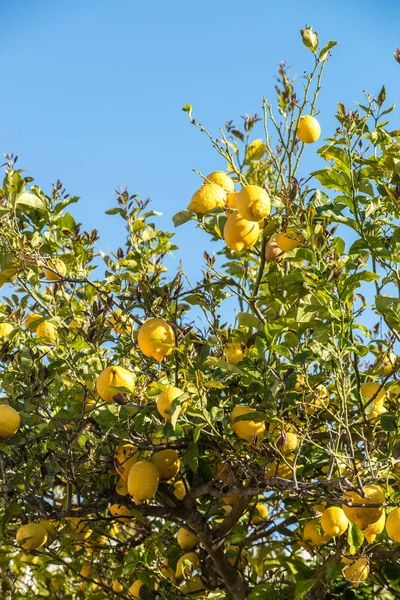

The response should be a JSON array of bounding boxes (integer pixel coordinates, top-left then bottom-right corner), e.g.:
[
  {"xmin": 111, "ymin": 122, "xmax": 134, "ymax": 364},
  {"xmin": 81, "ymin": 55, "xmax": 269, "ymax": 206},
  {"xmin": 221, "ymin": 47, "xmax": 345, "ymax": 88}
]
[{"xmin": 2, "ymin": 25, "xmax": 400, "ymax": 600}]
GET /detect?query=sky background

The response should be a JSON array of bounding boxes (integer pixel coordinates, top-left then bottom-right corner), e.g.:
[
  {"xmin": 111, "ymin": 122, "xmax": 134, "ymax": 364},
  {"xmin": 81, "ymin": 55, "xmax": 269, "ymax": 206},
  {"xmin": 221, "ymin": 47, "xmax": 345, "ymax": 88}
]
[{"xmin": 1, "ymin": 0, "xmax": 400, "ymax": 293}]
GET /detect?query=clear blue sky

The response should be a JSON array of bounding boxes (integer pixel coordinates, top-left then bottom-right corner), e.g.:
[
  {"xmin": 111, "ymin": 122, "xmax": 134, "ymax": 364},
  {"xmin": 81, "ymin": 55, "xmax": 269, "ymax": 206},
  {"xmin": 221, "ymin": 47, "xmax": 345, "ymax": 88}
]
[{"xmin": 1, "ymin": 0, "xmax": 400, "ymax": 283}]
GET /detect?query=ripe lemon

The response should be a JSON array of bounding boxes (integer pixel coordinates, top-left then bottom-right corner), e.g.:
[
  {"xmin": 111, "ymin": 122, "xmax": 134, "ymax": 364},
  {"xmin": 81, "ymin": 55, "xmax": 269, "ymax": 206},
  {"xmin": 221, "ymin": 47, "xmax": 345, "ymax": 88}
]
[
  {"xmin": 114, "ymin": 444, "xmax": 140, "ymax": 480},
  {"xmin": 0, "ymin": 322, "xmax": 13, "ymax": 337},
  {"xmin": 151, "ymin": 449, "xmax": 180, "ymax": 481},
  {"xmin": 24, "ymin": 313, "xmax": 42, "ymax": 329},
  {"xmin": 109, "ymin": 503, "xmax": 134, "ymax": 522},
  {"xmin": 361, "ymin": 382, "xmax": 386, "ymax": 420},
  {"xmin": 252, "ymin": 502, "xmax": 269, "ymax": 524},
  {"xmin": 0, "ymin": 404, "xmax": 21, "ymax": 438},
  {"xmin": 43, "ymin": 258, "xmax": 67, "ymax": 281},
  {"xmin": 38, "ymin": 519, "xmax": 58, "ymax": 543},
  {"xmin": 177, "ymin": 527, "xmax": 197, "ymax": 550},
  {"xmin": 16, "ymin": 523, "xmax": 48, "ymax": 550},
  {"xmin": 307, "ymin": 384, "xmax": 330, "ymax": 415},
  {"xmin": 79, "ymin": 563, "xmax": 93, "ymax": 590},
  {"xmin": 188, "ymin": 183, "xmax": 227, "ymax": 213},
  {"xmin": 224, "ymin": 212, "xmax": 260, "ymax": 251},
  {"xmin": 270, "ymin": 423, "xmax": 299, "ymax": 454},
  {"xmin": 112, "ymin": 580, "xmax": 124, "ymax": 592},
  {"xmin": 127, "ymin": 460, "xmax": 159, "ymax": 504},
  {"xmin": 180, "ymin": 575, "xmax": 205, "ymax": 594},
  {"xmin": 363, "ymin": 510, "xmax": 386, "ymax": 543},
  {"xmin": 296, "ymin": 115, "xmax": 321, "ymax": 144},
  {"xmin": 320, "ymin": 507, "xmax": 348, "ymax": 536},
  {"xmin": 138, "ymin": 318, "xmax": 175, "ymax": 362},
  {"xmin": 174, "ymin": 480, "xmax": 187, "ymax": 500},
  {"xmin": 235, "ymin": 185, "xmax": 270, "ymax": 222},
  {"xmin": 203, "ymin": 171, "xmax": 234, "ymax": 193},
  {"xmin": 302, "ymin": 519, "xmax": 331, "ymax": 546},
  {"xmin": 175, "ymin": 552, "xmax": 199, "ymax": 578},
  {"xmin": 226, "ymin": 191, "xmax": 239, "ymax": 208},
  {"xmin": 265, "ymin": 461, "xmax": 294, "ymax": 479},
  {"xmin": 342, "ymin": 484, "xmax": 385, "ymax": 529},
  {"xmin": 343, "ymin": 557, "xmax": 369, "ymax": 587},
  {"xmin": 224, "ymin": 342, "xmax": 244, "ymax": 365},
  {"xmin": 375, "ymin": 352, "xmax": 397, "ymax": 376},
  {"xmin": 276, "ymin": 228, "xmax": 303, "ymax": 252},
  {"xmin": 385, "ymin": 507, "xmax": 400, "ymax": 542},
  {"xmin": 96, "ymin": 365, "xmax": 135, "ymax": 403},
  {"xmin": 160, "ymin": 560, "xmax": 176, "ymax": 584},
  {"xmin": 157, "ymin": 386, "xmax": 185, "ymax": 420},
  {"xmin": 67, "ymin": 516, "xmax": 93, "ymax": 540},
  {"xmin": 35, "ymin": 321, "xmax": 58, "ymax": 345},
  {"xmin": 265, "ymin": 241, "xmax": 284, "ymax": 263},
  {"xmin": 230, "ymin": 405, "xmax": 266, "ymax": 443},
  {"xmin": 107, "ymin": 309, "xmax": 133, "ymax": 334}
]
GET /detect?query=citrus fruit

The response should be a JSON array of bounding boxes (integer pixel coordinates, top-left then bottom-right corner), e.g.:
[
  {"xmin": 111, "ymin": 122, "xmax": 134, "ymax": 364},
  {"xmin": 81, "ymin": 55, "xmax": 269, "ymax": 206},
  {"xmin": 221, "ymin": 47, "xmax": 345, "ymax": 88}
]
[
  {"xmin": 157, "ymin": 386, "xmax": 185, "ymax": 419},
  {"xmin": 235, "ymin": 185, "xmax": 270, "ymax": 222},
  {"xmin": 0, "ymin": 322, "xmax": 13, "ymax": 337},
  {"xmin": 175, "ymin": 552, "xmax": 199, "ymax": 578},
  {"xmin": 230, "ymin": 405, "xmax": 265, "ymax": 443},
  {"xmin": 343, "ymin": 557, "xmax": 370, "ymax": 587},
  {"xmin": 67, "ymin": 516, "xmax": 93, "ymax": 540},
  {"xmin": 276, "ymin": 228, "xmax": 304, "ymax": 251},
  {"xmin": 363, "ymin": 510, "xmax": 386, "ymax": 543},
  {"xmin": 127, "ymin": 460, "xmax": 159, "ymax": 504},
  {"xmin": 43, "ymin": 258, "xmax": 67, "ymax": 281},
  {"xmin": 0, "ymin": 404, "xmax": 21, "ymax": 438},
  {"xmin": 224, "ymin": 211, "xmax": 260, "ymax": 252},
  {"xmin": 224, "ymin": 342, "xmax": 244, "ymax": 364},
  {"xmin": 265, "ymin": 461, "xmax": 294, "ymax": 479},
  {"xmin": 296, "ymin": 115, "xmax": 321, "ymax": 144},
  {"xmin": 16, "ymin": 523, "xmax": 48, "ymax": 550},
  {"xmin": 361, "ymin": 382, "xmax": 386, "ymax": 420},
  {"xmin": 188, "ymin": 184, "xmax": 227, "ymax": 213},
  {"xmin": 307, "ymin": 384, "xmax": 330, "ymax": 415},
  {"xmin": 24, "ymin": 313, "xmax": 42, "ymax": 329},
  {"xmin": 376, "ymin": 352, "xmax": 397, "ymax": 376},
  {"xmin": 96, "ymin": 365, "xmax": 135, "ymax": 403},
  {"xmin": 302, "ymin": 519, "xmax": 331, "ymax": 546},
  {"xmin": 265, "ymin": 241, "xmax": 284, "ymax": 262},
  {"xmin": 226, "ymin": 191, "xmax": 239, "ymax": 208},
  {"xmin": 386, "ymin": 507, "xmax": 400, "ymax": 543},
  {"xmin": 38, "ymin": 519, "xmax": 58, "ymax": 543},
  {"xmin": 138, "ymin": 318, "xmax": 175, "ymax": 362},
  {"xmin": 112, "ymin": 580, "xmax": 124, "ymax": 592},
  {"xmin": 320, "ymin": 506, "xmax": 349, "ymax": 536},
  {"xmin": 174, "ymin": 480, "xmax": 187, "ymax": 500},
  {"xmin": 252, "ymin": 502, "xmax": 269, "ymax": 524},
  {"xmin": 180, "ymin": 575, "xmax": 205, "ymax": 594},
  {"xmin": 109, "ymin": 503, "xmax": 134, "ymax": 522},
  {"xmin": 342, "ymin": 484, "xmax": 385, "ymax": 529},
  {"xmin": 151, "ymin": 448, "xmax": 180, "ymax": 481},
  {"xmin": 35, "ymin": 321, "xmax": 58, "ymax": 345},
  {"xmin": 203, "ymin": 171, "xmax": 234, "ymax": 193},
  {"xmin": 114, "ymin": 443, "xmax": 140, "ymax": 480},
  {"xmin": 177, "ymin": 527, "xmax": 197, "ymax": 550},
  {"xmin": 160, "ymin": 560, "xmax": 176, "ymax": 584},
  {"xmin": 107, "ymin": 309, "xmax": 133, "ymax": 334}
]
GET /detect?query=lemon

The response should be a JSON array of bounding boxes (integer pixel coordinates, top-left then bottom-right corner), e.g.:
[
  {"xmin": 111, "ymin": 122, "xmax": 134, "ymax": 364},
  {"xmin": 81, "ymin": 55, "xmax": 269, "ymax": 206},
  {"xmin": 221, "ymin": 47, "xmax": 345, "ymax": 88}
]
[
  {"xmin": 96, "ymin": 365, "xmax": 135, "ymax": 403},
  {"xmin": 160, "ymin": 560, "xmax": 176, "ymax": 584},
  {"xmin": 177, "ymin": 527, "xmax": 197, "ymax": 550},
  {"xmin": 230, "ymin": 405, "xmax": 265, "ymax": 443},
  {"xmin": 127, "ymin": 460, "xmax": 159, "ymax": 504},
  {"xmin": 276, "ymin": 228, "xmax": 303, "ymax": 251},
  {"xmin": 265, "ymin": 241, "xmax": 284, "ymax": 262},
  {"xmin": 107, "ymin": 309, "xmax": 133, "ymax": 334},
  {"xmin": 252, "ymin": 502, "xmax": 269, "ymax": 524},
  {"xmin": 386, "ymin": 507, "xmax": 400, "ymax": 542},
  {"xmin": 363, "ymin": 510, "xmax": 386, "ymax": 543},
  {"xmin": 67, "ymin": 516, "xmax": 93, "ymax": 540},
  {"xmin": 223, "ymin": 494, "xmax": 240, "ymax": 505},
  {"xmin": 270, "ymin": 423, "xmax": 299, "ymax": 454},
  {"xmin": 0, "ymin": 404, "xmax": 21, "ymax": 438},
  {"xmin": 307, "ymin": 384, "xmax": 330, "ymax": 415},
  {"xmin": 175, "ymin": 552, "xmax": 199, "ymax": 579},
  {"xmin": 129, "ymin": 579, "xmax": 151, "ymax": 599},
  {"xmin": 320, "ymin": 507, "xmax": 348, "ymax": 536},
  {"xmin": 303, "ymin": 519, "xmax": 331, "ymax": 546},
  {"xmin": 180, "ymin": 575, "xmax": 205, "ymax": 594},
  {"xmin": 188, "ymin": 183, "xmax": 227, "ymax": 213},
  {"xmin": 24, "ymin": 313, "xmax": 42, "ymax": 329},
  {"xmin": 114, "ymin": 443, "xmax": 140, "ymax": 481},
  {"xmin": 224, "ymin": 342, "xmax": 244, "ymax": 365},
  {"xmin": 157, "ymin": 386, "xmax": 185, "ymax": 419},
  {"xmin": 138, "ymin": 318, "xmax": 175, "ymax": 362},
  {"xmin": 342, "ymin": 484, "xmax": 385, "ymax": 530},
  {"xmin": 224, "ymin": 212, "xmax": 260, "ymax": 251},
  {"xmin": 361, "ymin": 382, "xmax": 386, "ymax": 420},
  {"xmin": 16, "ymin": 523, "xmax": 48, "ymax": 550},
  {"xmin": 112, "ymin": 580, "xmax": 124, "ymax": 592},
  {"xmin": 296, "ymin": 115, "xmax": 321, "ymax": 144},
  {"xmin": 265, "ymin": 461, "xmax": 294, "ymax": 479},
  {"xmin": 203, "ymin": 171, "xmax": 234, "ymax": 193},
  {"xmin": 0, "ymin": 322, "xmax": 13, "ymax": 337},
  {"xmin": 38, "ymin": 519, "xmax": 58, "ymax": 543},
  {"xmin": 43, "ymin": 258, "xmax": 67, "ymax": 281},
  {"xmin": 35, "ymin": 321, "xmax": 58, "ymax": 345},
  {"xmin": 79, "ymin": 563, "xmax": 93, "ymax": 590},
  {"xmin": 174, "ymin": 480, "xmax": 187, "ymax": 500},
  {"xmin": 343, "ymin": 557, "xmax": 369, "ymax": 587},
  {"xmin": 151, "ymin": 449, "xmax": 180, "ymax": 481},
  {"xmin": 226, "ymin": 191, "xmax": 239, "ymax": 208},
  {"xmin": 109, "ymin": 503, "xmax": 134, "ymax": 522},
  {"xmin": 375, "ymin": 352, "xmax": 397, "ymax": 376},
  {"xmin": 235, "ymin": 185, "xmax": 270, "ymax": 222}
]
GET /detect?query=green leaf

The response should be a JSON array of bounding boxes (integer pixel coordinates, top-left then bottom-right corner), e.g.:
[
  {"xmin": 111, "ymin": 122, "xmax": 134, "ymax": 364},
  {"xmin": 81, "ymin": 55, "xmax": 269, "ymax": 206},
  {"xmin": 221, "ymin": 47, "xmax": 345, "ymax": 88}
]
[
  {"xmin": 377, "ymin": 85, "xmax": 386, "ymax": 107},
  {"xmin": 347, "ymin": 521, "xmax": 364, "ymax": 554},
  {"xmin": 244, "ymin": 139, "xmax": 266, "ymax": 164},
  {"xmin": 292, "ymin": 248, "xmax": 316, "ymax": 265},
  {"xmin": 172, "ymin": 210, "xmax": 193, "ymax": 227},
  {"xmin": 375, "ymin": 295, "xmax": 400, "ymax": 331},
  {"xmin": 58, "ymin": 212, "xmax": 76, "ymax": 229},
  {"xmin": 248, "ymin": 583, "xmax": 278, "ymax": 600},
  {"xmin": 237, "ymin": 312, "xmax": 263, "ymax": 329},
  {"xmin": 182, "ymin": 104, "xmax": 192, "ymax": 119},
  {"xmin": 319, "ymin": 40, "xmax": 338, "ymax": 61},
  {"xmin": 300, "ymin": 26, "xmax": 318, "ymax": 53},
  {"xmin": 381, "ymin": 414, "xmax": 397, "ymax": 432},
  {"xmin": 16, "ymin": 191, "xmax": 46, "ymax": 212},
  {"xmin": 295, "ymin": 580, "xmax": 315, "ymax": 599},
  {"xmin": 183, "ymin": 442, "xmax": 199, "ymax": 473}
]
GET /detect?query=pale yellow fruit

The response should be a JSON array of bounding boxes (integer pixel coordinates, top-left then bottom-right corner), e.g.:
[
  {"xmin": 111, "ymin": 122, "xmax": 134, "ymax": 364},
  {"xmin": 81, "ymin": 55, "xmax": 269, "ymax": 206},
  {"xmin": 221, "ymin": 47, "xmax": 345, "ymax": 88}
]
[
  {"xmin": 35, "ymin": 321, "xmax": 58, "ymax": 345},
  {"xmin": 0, "ymin": 404, "xmax": 21, "ymax": 438},
  {"xmin": 320, "ymin": 507, "xmax": 349, "ymax": 536},
  {"xmin": 265, "ymin": 461, "xmax": 294, "ymax": 479},
  {"xmin": 0, "ymin": 322, "xmax": 13, "ymax": 337},
  {"xmin": 363, "ymin": 510, "xmax": 386, "ymax": 543},
  {"xmin": 112, "ymin": 580, "xmax": 124, "ymax": 593},
  {"xmin": 79, "ymin": 563, "xmax": 93, "ymax": 591},
  {"xmin": 230, "ymin": 405, "xmax": 265, "ymax": 443},
  {"xmin": 157, "ymin": 386, "xmax": 185, "ymax": 420},
  {"xmin": 296, "ymin": 115, "xmax": 321, "ymax": 144},
  {"xmin": 302, "ymin": 519, "xmax": 331, "ymax": 546},
  {"xmin": 343, "ymin": 557, "xmax": 370, "ymax": 587},
  {"xmin": 224, "ymin": 342, "xmax": 244, "ymax": 365},
  {"xmin": 276, "ymin": 228, "xmax": 303, "ymax": 252},
  {"xmin": 107, "ymin": 309, "xmax": 133, "ymax": 334},
  {"xmin": 361, "ymin": 382, "xmax": 386, "ymax": 420},
  {"xmin": 138, "ymin": 318, "xmax": 175, "ymax": 362},
  {"xmin": 127, "ymin": 460, "xmax": 159, "ymax": 504},
  {"xmin": 109, "ymin": 503, "xmax": 134, "ymax": 523},
  {"xmin": 342, "ymin": 485, "xmax": 385, "ymax": 530},
  {"xmin": 67, "ymin": 516, "xmax": 93, "ymax": 540},
  {"xmin": 180, "ymin": 575, "xmax": 205, "ymax": 594},
  {"xmin": 38, "ymin": 519, "xmax": 58, "ymax": 543},
  {"xmin": 270, "ymin": 423, "xmax": 299, "ymax": 454},
  {"xmin": 151, "ymin": 449, "xmax": 180, "ymax": 481},
  {"xmin": 160, "ymin": 560, "xmax": 176, "ymax": 584},
  {"xmin": 177, "ymin": 527, "xmax": 197, "ymax": 550},
  {"xmin": 96, "ymin": 365, "xmax": 135, "ymax": 403},
  {"xmin": 175, "ymin": 552, "xmax": 199, "ymax": 579},
  {"xmin": 252, "ymin": 502, "xmax": 269, "ymax": 524},
  {"xmin": 24, "ymin": 313, "xmax": 42, "ymax": 329},
  {"xmin": 188, "ymin": 183, "xmax": 227, "ymax": 213},
  {"xmin": 380, "ymin": 352, "xmax": 397, "ymax": 376},
  {"xmin": 223, "ymin": 494, "xmax": 240, "ymax": 505},
  {"xmin": 16, "ymin": 523, "xmax": 48, "ymax": 550},
  {"xmin": 386, "ymin": 507, "xmax": 400, "ymax": 543},
  {"xmin": 236, "ymin": 185, "xmax": 270, "ymax": 222},
  {"xmin": 43, "ymin": 258, "xmax": 67, "ymax": 281},
  {"xmin": 116, "ymin": 477, "xmax": 128, "ymax": 496},
  {"xmin": 225, "ymin": 546, "xmax": 248, "ymax": 570},
  {"xmin": 265, "ymin": 241, "xmax": 284, "ymax": 263},
  {"xmin": 129, "ymin": 579, "xmax": 151, "ymax": 599},
  {"xmin": 307, "ymin": 384, "xmax": 330, "ymax": 415},
  {"xmin": 224, "ymin": 212, "xmax": 260, "ymax": 252},
  {"xmin": 226, "ymin": 191, "xmax": 239, "ymax": 208},
  {"xmin": 203, "ymin": 171, "xmax": 234, "ymax": 193},
  {"xmin": 174, "ymin": 480, "xmax": 187, "ymax": 500},
  {"xmin": 114, "ymin": 444, "xmax": 140, "ymax": 480}
]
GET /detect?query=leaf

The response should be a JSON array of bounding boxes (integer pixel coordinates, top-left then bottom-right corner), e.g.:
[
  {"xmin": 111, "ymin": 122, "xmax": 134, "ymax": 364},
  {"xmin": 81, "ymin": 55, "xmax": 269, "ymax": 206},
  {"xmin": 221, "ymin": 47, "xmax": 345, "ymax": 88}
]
[
  {"xmin": 293, "ymin": 248, "xmax": 316, "ymax": 265},
  {"xmin": 294, "ymin": 580, "xmax": 315, "ymax": 599},
  {"xmin": 204, "ymin": 380, "xmax": 226, "ymax": 389},
  {"xmin": 172, "ymin": 210, "xmax": 193, "ymax": 227},
  {"xmin": 244, "ymin": 139, "xmax": 266, "ymax": 164},
  {"xmin": 381, "ymin": 414, "xmax": 397, "ymax": 432},
  {"xmin": 0, "ymin": 253, "xmax": 19, "ymax": 288},
  {"xmin": 182, "ymin": 104, "xmax": 192, "ymax": 119},
  {"xmin": 375, "ymin": 295, "xmax": 400, "ymax": 331},
  {"xmin": 183, "ymin": 442, "xmax": 199, "ymax": 473},
  {"xmin": 16, "ymin": 191, "xmax": 46, "ymax": 212},
  {"xmin": 58, "ymin": 212, "xmax": 76, "ymax": 229},
  {"xmin": 347, "ymin": 521, "xmax": 364, "ymax": 554},
  {"xmin": 237, "ymin": 312, "xmax": 264, "ymax": 329},
  {"xmin": 319, "ymin": 40, "xmax": 338, "ymax": 61},
  {"xmin": 248, "ymin": 583, "xmax": 278, "ymax": 600},
  {"xmin": 377, "ymin": 85, "xmax": 386, "ymax": 107}
]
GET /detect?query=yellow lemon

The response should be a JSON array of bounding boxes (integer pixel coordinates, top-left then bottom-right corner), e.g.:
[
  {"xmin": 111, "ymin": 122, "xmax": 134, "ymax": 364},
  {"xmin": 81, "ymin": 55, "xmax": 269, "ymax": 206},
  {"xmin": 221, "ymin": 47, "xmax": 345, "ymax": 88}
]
[
  {"xmin": 79, "ymin": 563, "xmax": 93, "ymax": 591},
  {"xmin": 302, "ymin": 519, "xmax": 331, "ymax": 546},
  {"xmin": 375, "ymin": 352, "xmax": 397, "ymax": 376},
  {"xmin": 0, "ymin": 322, "xmax": 13, "ymax": 337},
  {"xmin": 112, "ymin": 580, "xmax": 124, "ymax": 592},
  {"xmin": 342, "ymin": 484, "xmax": 385, "ymax": 530},
  {"xmin": 107, "ymin": 309, "xmax": 133, "ymax": 335},
  {"xmin": 224, "ymin": 212, "xmax": 260, "ymax": 251},
  {"xmin": 0, "ymin": 404, "xmax": 21, "ymax": 438},
  {"xmin": 265, "ymin": 241, "xmax": 284, "ymax": 262},
  {"xmin": 386, "ymin": 507, "xmax": 400, "ymax": 543},
  {"xmin": 343, "ymin": 557, "xmax": 369, "ymax": 587},
  {"xmin": 226, "ymin": 191, "xmax": 239, "ymax": 208},
  {"xmin": 175, "ymin": 552, "xmax": 199, "ymax": 579},
  {"xmin": 38, "ymin": 519, "xmax": 58, "ymax": 543},
  {"xmin": 363, "ymin": 510, "xmax": 386, "ymax": 543},
  {"xmin": 361, "ymin": 382, "xmax": 386, "ymax": 420},
  {"xmin": 188, "ymin": 183, "xmax": 227, "ymax": 213},
  {"xmin": 35, "ymin": 321, "xmax": 58, "ymax": 345},
  {"xmin": 180, "ymin": 575, "xmax": 205, "ymax": 595},
  {"xmin": 320, "ymin": 507, "xmax": 349, "ymax": 536},
  {"xmin": 203, "ymin": 171, "xmax": 234, "ymax": 193},
  {"xmin": 96, "ymin": 365, "xmax": 135, "ymax": 403},
  {"xmin": 177, "ymin": 527, "xmax": 197, "ymax": 550},
  {"xmin": 236, "ymin": 185, "xmax": 271, "ymax": 222},
  {"xmin": 276, "ymin": 228, "xmax": 304, "ymax": 252},
  {"xmin": 127, "ymin": 460, "xmax": 159, "ymax": 504},
  {"xmin": 174, "ymin": 480, "xmax": 187, "ymax": 500},
  {"xmin": 223, "ymin": 494, "xmax": 240, "ymax": 505},
  {"xmin": 16, "ymin": 523, "xmax": 48, "ymax": 550},
  {"xmin": 129, "ymin": 579, "xmax": 151, "ymax": 599},
  {"xmin": 151, "ymin": 449, "xmax": 180, "ymax": 481},
  {"xmin": 114, "ymin": 444, "xmax": 140, "ymax": 480},
  {"xmin": 109, "ymin": 503, "xmax": 134, "ymax": 523},
  {"xmin": 67, "ymin": 516, "xmax": 93, "ymax": 540},
  {"xmin": 157, "ymin": 386, "xmax": 185, "ymax": 420},
  {"xmin": 265, "ymin": 461, "xmax": 294, "ymax": 479},
  {"xmin": 270, "ymin": 423, "xmax": 299, "ymax": 454},
  {"xmin": 224, "ymin": 342, "xmax": 244, "ymax": 365},
  {"xmin": 307, "ymin": 384, "xmax": 330, "ymax": 415},
  {"xmin": 24, "ymin": 313, "xmax": 42, "ymax": 329},
  {"xmin": 138, "ymin": 318, "xmax": 175, "ymax": 362},
  {"xmin": 160, "ymin": 560, "xmax": 176, "ymax": 584},
  {"xmin": 252, "ymin": 502, "xmax": 269, "ymax": 524},
  {"xmin": 43, "ymin": 258, "xmax": 67, "ymax": 281},
  {"xmin": 230, "ymin": 405, "xmax": 265, "ymax": 443},
  {"xmin": 296, "ymin": 115, "xmax": 321, "ymax": 144}
]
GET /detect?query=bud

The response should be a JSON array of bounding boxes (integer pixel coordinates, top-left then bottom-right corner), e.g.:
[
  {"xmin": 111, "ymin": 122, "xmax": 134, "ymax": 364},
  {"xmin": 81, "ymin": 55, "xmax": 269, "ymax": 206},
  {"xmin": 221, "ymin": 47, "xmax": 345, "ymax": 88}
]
[
  {"xmin": 394, "ymin": 48, "xmax": 400, "ymax": 64},
  {"xmin": 300, "ymin": 26, "xmax": 319, "ymax": 53}
]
